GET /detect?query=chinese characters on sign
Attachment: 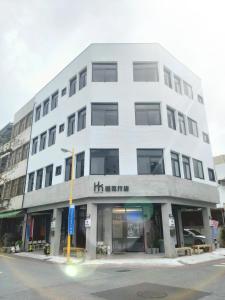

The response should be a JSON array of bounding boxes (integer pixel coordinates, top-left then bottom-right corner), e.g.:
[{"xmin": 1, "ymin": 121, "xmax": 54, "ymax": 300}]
[{"xmin": 94, "ymin": 181, "xmax": 129, "ymax": 193}]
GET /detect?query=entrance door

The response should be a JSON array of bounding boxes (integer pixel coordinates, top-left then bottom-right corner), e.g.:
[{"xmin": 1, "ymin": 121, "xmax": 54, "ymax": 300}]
[{"xmin": 112, "ymin": 207, "xmax": 144, "ymax": 252}]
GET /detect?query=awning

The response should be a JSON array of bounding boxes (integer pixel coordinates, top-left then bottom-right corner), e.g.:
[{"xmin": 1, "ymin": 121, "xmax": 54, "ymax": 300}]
[{"xmin": 0, "ymin": 210, "xmax": 23, "ymax": 219}]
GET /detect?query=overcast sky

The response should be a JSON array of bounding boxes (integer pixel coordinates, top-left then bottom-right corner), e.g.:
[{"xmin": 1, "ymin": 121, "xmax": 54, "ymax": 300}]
[{"xmin": 0, "ymin": 0, "xmax": 225, "ymax": 155}]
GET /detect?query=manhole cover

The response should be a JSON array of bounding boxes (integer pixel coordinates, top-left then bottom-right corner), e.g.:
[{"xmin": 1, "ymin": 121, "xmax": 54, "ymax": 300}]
[
  {"xmin": 116, "ymin": 269, "xmax": 131, "ymax": 272},
  {"xmin": 137, "ymin": 290, "xmax": 168, "ymax": 299}
]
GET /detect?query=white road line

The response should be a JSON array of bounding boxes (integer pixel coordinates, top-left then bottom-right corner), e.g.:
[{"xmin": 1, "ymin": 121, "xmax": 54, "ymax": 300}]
[{"xmin": 213, "ymin": 265, "xmax": 225, "ymax": 267}]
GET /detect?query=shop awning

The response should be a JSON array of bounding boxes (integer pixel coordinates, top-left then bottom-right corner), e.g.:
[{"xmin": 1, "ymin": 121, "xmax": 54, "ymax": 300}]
[{"xmin": 0, "ymin": 210, "xmax": 23, "ymax": 219}]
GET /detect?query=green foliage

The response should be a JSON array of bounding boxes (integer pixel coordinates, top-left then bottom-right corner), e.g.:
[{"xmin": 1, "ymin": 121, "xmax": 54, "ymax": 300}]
[{"xmin": 220, "ymin": 227, "xmax": 225, "ymax": 247}]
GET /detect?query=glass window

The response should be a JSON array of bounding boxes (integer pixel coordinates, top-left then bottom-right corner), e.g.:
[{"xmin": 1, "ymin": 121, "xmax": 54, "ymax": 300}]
[
  {"xmin": 178, "ymin": 113, "xmax": 186, "ymax": 135},
  {"xmin": 76, "ymin": 152, "xmax": 85, "ymax": 178},
  {"xmin": 19, "ymin": 117, "xmax": 26, "ymax": 133},
  {"xmin": 25, "ymin": 112, "xmax": 33, "ymax": 128},
  {"xmin": 3, "ymin": 182, "xmax": 11, "ymax": 199},
  {"xmin": 198, "ymin": 95, "xmax": 204, "ymax": 104},
  {"xmin": 11, "ymin": 179, "xmax": 19, "ymax": 198},
  {"xmin": 51, "ymin": 91, "xmax": 58, "ymax": 110},
  {"xmin": 188, "ymin": 118, "xmax": 198, "ymax": 137},
  {"xmin": 67, "ymin": 114, "xmax": 75, "ymax": 136},
  {"xmin": 59, "ymin": 123, "xmax": 65, "ymax": 133},
  {"xmin": 78, "ymin": 108, "xmax": 86, "ymax": 131},
  {"xmin": 203, "ymin": 132, "xmax": 210, "ymax": 144},
  {"xmin": 208, "ymin": 168, "xmax": 215, "ymax": 182},
  {"xmin": 69, "ymin": 76, "xmax": 77, "ymax": 97},
  {"xmin": 133, "ymin": 62, "xmax": 159, "ymax": 82},
  {"xmin": 39, "ymin": 132, "xmax": 47, "ymax": 151},
  {"xmin": 174, "ymin": 75, "xmax": 182, "ymax": 94},
  {"xmin": 28, "ymin": 172, "xmax": 35, "ymax": 192},
  {"xmin": 35, "ymin": 105, "xmax": 41, "ymax": 122},
  {"xmin": 48, "ymin": 126, "xmax": 56, "ymax": 146},
  {"xmin": 135, "ymin": 103, "xmax": 161, "ymax": 125},
  {"xmin": 55, "ymin": 166, "xmax": 62, "ymax": 176},
  {"xmin": 45, "ymin": 165, "xmax": 53, "ymax": 187},
  {"xmin": 32, "ymin": 137, "xmax": 38, "ymax": 155},
  {"xmin": 43, "ymin": 99, "xmax": 49, "ymax": 116},
  {"xmin": 137, "ymin": 149, "xmax": 164, "ymax": 175},
  {"xmin": 171, "ymin": 152, "xmax": 181, "ymax": 177},
  {"xmin": 90, "ymin": 149, "xmax": 119, "ymax": 175},
  {"xmin": 61, "ymin": 87, "xmax": 67, "ymax": 97},
  {"xmin": 65, "ymin": 157, "xmax": 72, "ymax": 181},
  {"xmin": 21, "ymin": 143, "xmax": 29, "ymax": 161},
  {"xmin": 164, "ymin": 67, "xmax": 172, "ymax": 88},
  {"xmin": 182, "ymin": 155, "xmax": 192, "ymax": 180},
  {"xmin": 36, "ymin": 169, "xmax": 43, "ymax": 190},
  {"xmin": 167, "ymin": 107, "xmax": 176, "ymax": 130},
  {"xmin": 92, "ymin": 63, "xmax": 117, "ymax": 82},
  {"xmin": 193, "ymin": 159, "xmax": 204, "ymax": 179},
  {"xmin": 79, "ymin": 68, "xmax": 87, "ymax": 90},
  {"xmin": 92, "ymin": 103, "xmax": 118, "ymax": 126},
  {"xmin": 183, "ymin": 81, "xmax": 193, "ymax": 99},
  {"xmin": 15, "ymin": 147, "xmax": 22, "ymax": 164},
  {"xmin": 17, "ymin": 176, "xmax": 25, "ymax": 195}
]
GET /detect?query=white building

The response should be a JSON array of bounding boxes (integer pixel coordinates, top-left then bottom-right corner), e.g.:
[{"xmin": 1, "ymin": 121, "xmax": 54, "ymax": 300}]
[
  {"xmin": 22, "ymin": 43, "xmax": 218, "ymax": 258},
  {"xmin": 214, "ymin": 155, "xmax": 225, "ymax": 208}
]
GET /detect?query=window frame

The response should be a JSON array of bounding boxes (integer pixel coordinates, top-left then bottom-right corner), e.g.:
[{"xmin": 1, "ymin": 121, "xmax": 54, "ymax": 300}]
[
  {"xmin": 35, "ymin": 105, "xmax": 41, "ymax": 122},
  {"xmin": 167, "ymin": 106, "xmax": 176, "ymax": 130},
  {"xmin": 137, "ymin": 148, "xmax": 165, "ymax": 175},
  {"xmin": 208, "ymin": 168, "xmax": 216, "ymax": 182},
  {"xmin": 45, "ymin": 164, "xmax": 53, "ymax": 187},
  {"xmin": 79, "ymin": 67, "xmax": 87, "ymax": 90},
  {"xmin": 43, "ymin": 98, "xmax": 50, "ymax": 116},
  {"xmin": 76, "ymin": 152, "xmax": 85, "ymax": 178},
  {"xmin": 188, "ymin": 117, "xmax": 198, "ymax": 137},
  {"xmin": 90, "ymin": 149, "xmax": 119, "ymax": 175},
  {"xmin": 178, "ymin": 112, "xmax": 186, "ymax": 135},
  {"xmin": 91, "ymin": 103, "xmax": 118, "ymax": 126},
  {"xmin": 77, "ymin": 107, "xmax": 86, "ymax": 131},
  {"xmin": 67, "ymin": 113, "xmax": 76, "ymax": 136},
  {"xmin": 51, "ymin": 91, "xmax": 58, "ymax": 110},
  {"xmin": 133, "ymin": 61, "xmax": 159, "ymax": 82},
  {"xmin": 92, "ymin": 62, "xmax": 118, "ymax": 82},
  {"xmin": 135, "ymin": 103, "xmax": 161, "ymax": 126},
  {"xmin": 182, "ymin": 155, "xmax": 192, "ymax": 180},
  {"xmin": 48, "ymin": 126, "xmax": 56, "ymax": 147},
  {"xmin": 36, "ymin": 168, "xmax": 43, "ymax": 190},
  {"xmin": 171, "ymin": 151, "xmax": 181, "ymax": 177},
  {"xmin": 69, "ymin": 75, "xmax": 77, "ymax": 97},
  {"xmin": 193, "ymin": 159, "xmax": 204, "ymax": 179},
  {"xmin": 39, "ymin": 131, "xmax": 47, "ymax": 151},
  {"xmin": 164, "ymin": 66, "xmax": 172, "ymax": 88}
]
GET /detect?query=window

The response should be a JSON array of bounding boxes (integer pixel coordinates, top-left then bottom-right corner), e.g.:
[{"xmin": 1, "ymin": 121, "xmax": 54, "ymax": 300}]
[
  {"xmin": 65, "ymin": 157, "xmax": 72, "ymax": 181},
  {"xmin": 59, "ymin": 123, "xmax": 65, "ymax": 133},
  {"xmin": 45, "ymin": 165, "xmax": 53, "ymax": 187},
  {"xmin": 15, "ymin": 147, "xmax": 22, "ymax": 164},
  {"xmin": 43, "ymin": 99, "xmax": 49, "ymax": 116},
  {"xmin": 3, "ymin": 182, "xmax": 11, "ymax": 199},
  {"xmin": 22, "ymin": 143, "xmax": 30, "ymax": 161},
  {"xmin": 135, "ymin": 103, "xmax": 161, "ymax": 125},
  {"xmin": 167, "ymin": 107, "xmax": 176, "ymax": 130},
  {"xmin": 28, "ymin": 172, "xmax": 35, "ymax": 192},
  {"xmin": 51, "ymin": 91, "xmax": 58, "ymax": 110},
  {"xmin": 178, "ymin": 113, "xmax": 186, "ymax": 135},
  {"xmin": 48, "ymin": 126, "xmax": 56, "ymax": 146},
  {"xmin": 193, "ymin": 159, "xmax": 204, "ymax": 179},
  {"xmin": 32, "ymin": 137, "xmax": 38, "ymax": 155},
  {"xmin": 133, "ymin": 62, "xmax": 159, "ymax": 82},
  {"xmin": 183, "ymin": 81, "xmax": 193, "ymax": 99},
  {"xmin": 55, "ymin": 166, "xmax": 62, "ymax": 176},
  {"xmin": 198, "ymin": 95, "xmax": 204, "ymax": 104},
  {"xmin": 90, "ymin": 149, "xmax": 119, "ymax": 175},
  {"xmin": 36, "ymin": 169, "xmax": 43, "ymax": 190},
  {"xmin": 35, "ymin": 105, "xmax": 41, "ymax": 122},
  {"xmin": 78, "ymin": 108, "xmax": 86, "ymax": 131},
  {"xmin": 79, "ymin": 68, "xmax": 87, "ymax": 90},
  {"xmin": 174, "ymin": 75, "xmax": 182, "ymax": 94},
  {"xmin": 208, "ymin": 168, "xmax": 215, "ymax": 182},
  {"xmin": 19, "ymin": 117, "xmax": 26, "ymax": 133},
  {"xmin": 39, "ymin": 132, "xmax": 47, "ymax": 151},
  {"xmin": 203, "ymin": 132, "xmax": 210, "ymax": 144},
  {"xmin": 76, "ymin": 152, "xmax": 85, "ymax": 178},
  {"xmin": 164, "ymin": 67, "xmax": 172, "ymax": 88},
  {"xmin": 92, "ymin": 103, "xmax": 118, "ymax": 126},
  {"xmin": 137, "ymin": 149, "xmax": 164, "ymax": 175},
  {"xmin": 92, "ymin": 63, "xmax": 117, "ymax": 82},
  {"xmin": 17, "ymin": 176, "xmax": 25, "ymax": 195},
  {"xmin": 188, "ymin": 118, "xmax": 198, "ymax": 137},
  {"xmin": 171, "ymin": 152, "xmax": 181, "ymax": 177},
  {"xmin": 61, "ymin": 87, "xmax": 67, "ymax": 96},
  {"xmin": 25, "ymin": 112, "xmax": 33, "ymax": 128},
  {"xmin": 67, "ymin": 114, "xmax": 75, "ymax": 136},
  {"xmin": 11, "ymin": 179, "xmax": 19, "ymax": 198},
  {"xmin": 182, "ymin": 155, "xmax": 192, "ymax": 180},
  {"xmin": 69, "ymin": 76, "xmax": 77, "ymax": 97}
]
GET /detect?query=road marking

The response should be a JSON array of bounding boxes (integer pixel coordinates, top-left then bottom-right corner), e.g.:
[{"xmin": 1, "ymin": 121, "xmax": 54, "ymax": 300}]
[
  {"xmin": 0, "ymin": 254, "xmax": 15, "ymax": 260},
  {"xmin": 213, "ymin": 265, "xmax": 225, "ymax": 267}
]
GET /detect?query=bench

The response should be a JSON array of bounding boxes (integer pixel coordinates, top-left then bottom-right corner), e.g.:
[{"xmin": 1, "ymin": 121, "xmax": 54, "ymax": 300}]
[
  {"xmin": 192, "ymin": 244, "xmax": 212, "ymax": 254},
  {"xmin": 176, "ymin": 247, "xmax": 192, "ymax": 256},
  {"xmin": 63, "ymin": 247, "xmax": 85, "ymax": 257}
]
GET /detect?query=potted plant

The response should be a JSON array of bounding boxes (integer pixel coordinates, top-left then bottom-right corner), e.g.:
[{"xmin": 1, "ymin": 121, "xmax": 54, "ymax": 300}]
[{"xmin": 15, "ymin": 240, "xmax": 23, "ymax": 252}]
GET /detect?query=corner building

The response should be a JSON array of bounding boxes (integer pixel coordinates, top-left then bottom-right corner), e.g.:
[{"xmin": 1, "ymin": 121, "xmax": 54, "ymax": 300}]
[{"xmin": 24, "ymin": 43, "xmax": 219, "ymax": 258}]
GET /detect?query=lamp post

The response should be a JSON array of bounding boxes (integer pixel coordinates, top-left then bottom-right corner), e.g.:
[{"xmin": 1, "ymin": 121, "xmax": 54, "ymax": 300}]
[{"xmin": 61, "ymin": 147, "xmax": 75, "ymax": 263}]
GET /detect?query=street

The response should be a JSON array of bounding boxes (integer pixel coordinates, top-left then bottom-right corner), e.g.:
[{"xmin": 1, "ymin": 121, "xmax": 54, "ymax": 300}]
[{"xmin": 1, "ymin": 254, "xmax": 225, "ymax": 299}]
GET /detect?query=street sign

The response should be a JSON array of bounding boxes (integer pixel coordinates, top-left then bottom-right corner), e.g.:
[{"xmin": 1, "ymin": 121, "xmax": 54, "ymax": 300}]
[{"xmin": 68, "ymin": 205, "xmax": 75, "ymax": 235}]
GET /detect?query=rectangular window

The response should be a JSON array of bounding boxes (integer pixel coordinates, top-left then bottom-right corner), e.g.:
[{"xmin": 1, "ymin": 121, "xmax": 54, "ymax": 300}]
[
  {"xmin": 135, "ymin": 103, "xmax": 161, "ymax": 125},
  {"xmin": 3, "ymin": 182, "xmax": 11, "ymax": 199},
  {"xmin": 28, "ymin": 172, "xmax": 35, "ymax": 192},
  {"xmin": 183, "ymin": 81, "xmax": 193, "ymax": 99},
  {"xmin": 25, "ymin": 112, "xmax": 33, "ymax": 128},
  {"xmin": 167, "ymin": 107, "xmax": 176, "ymax": 130},
  {"xmin": 39, "ymin": 132, "xmax": 47, "ymax": 151},
  {"xmin": 208, "ymin": 168, "xmax": 215, "ymax": 182},
  {"xmin": 78, "ymin": 108, "xmax": 86, "ymax": 131},
  {"xmin": 92, "ymin": 63, "xmax": 117, "ymax": 82},
  {"xmin": 193, "ymin": 159, "xmax": 204, "ymax": 179},
  {"xmin": 164, "ymin": 67, "xmax": 172, "ymax": 88},
  {"xmin": 174, "ymin": 75, "xmax": 182, "ymax": 94},
  {"xmin": 76, "ymin": 152, "xmax": 85, "ymax": 178},
  {"xmin": 203, "ymin": 132, "xmax": 210, "ymax": 144},
  {"xmin": 90, "ymin": 149, "xmax": 119, "ymax": 175},
  {"xmin": 15, "ymin": 147, "xmax": 22, "ymax": 164},
  {"xmin": 48, "ymin": 126, "xmax": 56, "ymax": 146},
  {"xmin": 79, "ymin": 68, "xmax": 87, "ymax": 90},
  {"xmin": 188, "ymin": 118, "xmax": 198, "ymax": 137},
  {"xmin": 35, "ymin": 105, "xmax": 41, "ymax": 122},
  {"xmin": 17, "ymin": 176, "xmax": 25, "ymax": 195},
  {"xmin": 51, "ymin": 91, "xmax": 58, "ymax": 110},
  {"xmin": 45, "ymin": 165, "xmax": 53, "ymax": 187},
  {"xmin": 92, "ymin": 103, "xmax": 118, "ymax": 126},
  {"xmin": 19, "ymin": 117, "xmax": 26, "ymax": 133},
  {"xmin": 61, "ymin": 87, "xmax": 67, "ymax": 96},
  {"xmin": 11, "ymin": 178, "xmax": 19, "ymax": 198},
  {"xmin": 21, "ymin": 143, "xmax": 30, "ymax": 161},
  {"xmin": 133, "ymin": 62, "xmax": 159, "ymax": 82},
  {"xmin": 59, "ymin": 123, "xmax": 65, "ymax": 133},
  {"xmin": 67, "ymin": 114, "xmax": 75, "ymax": 136},
  {"xmin": 32, "ymin": 137, "xmax": 38, "ymax": 155},
  {"xmin": 171, "ymin": 152, "xmax": 181, "ymax": 177},
  {"xmin": 137, "ymin": 149, "xmax": 165, "ymax": 175},
  {"xmin": 69, "ymin": 76, "xmax": 77, "ymax": 97},
  {"xmin": 36, "ymin": 169, "xmax": 43, "ymax": 190},
  {"xmin": 182, "ymin": 155, "xmax": 192, "ymax": 180},
  {"xmin": 43, "ymin": 99, "xmax": 50, "ymax": 116},
  {"xmin": 65, "ymin": 157, "xmax": 72, "ymax": 181},
  {"xmin": 198, "ymin": 95, "xmax": 204, "ymax": 104},
  {"xmin": 178, "ymin": 113, "xmax": 186, "ymax": 135}
]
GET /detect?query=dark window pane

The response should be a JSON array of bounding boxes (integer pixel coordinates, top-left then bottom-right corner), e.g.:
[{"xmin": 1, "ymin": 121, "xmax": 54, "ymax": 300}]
[
  {"xmin": 171, "ymin": 152, "xmax": 181, "ymax": 177},
  {"xmin": 59, "ymin": 123, "xmax": 65, "ymax": 133},
  {"xmin": 76, "ymin": 152, "xmax": 85, "ymax": 178},
  {"xmin": 28, "ymin": 172, "xmax": 35, "ymax": 192},
  {"xmin": 48, "ymin": 126, "xmax": 56, "ymax": 146},
  {"xmin": 51, "ymin": 92, "xmax": 58, "ymax": 110},
  {"xmin": 137, "ymin": 149, "xmax": 164, "ymax": 175},
  {"xmin": 45, "ymin": 165, "xmax": 53, "ymax": 187},
  {"xmin": 133, "ymin": 62, "xmax": 159, "ymax": 82},
  {"xmin": 167, "ymin": 107, "xmax": 176, "ymax": 130},
  {"xmin": 188, "ymin": 118, "xmax": 198, "ymax": 137},
  {"xmin": 92, "ymin": 63, "xmax": 117, "ymax": 82},
  {"xmin": 61, "ymin": 87, "xmax": 67, "ymax": 96},
  {"xmin": 35, "ymin": 105, "xmax": 41, "ymax": 122},
  {"xmin": 32, "ymin": 137, "xmax": 38, "ymax": 155},
  {"xmin": 36, "ymin": 169, "xmax": 43, "ymax": 190},
  {"xmin": 208, "ymin": 168, "xmax": 215, "ymax": 182},
  {"xmin": 193, "ymin": 159, "xmax": 204, "ymax": 179},
  {"xmin": 135, "ymin": 103, "xmax": 161, "ymax": 125},
  {"xmin": 67, "ymin": 114, "xmax": 75, "ymax": 136},
  {"xmin": 78, "ymin": 108, "xmax": 86, "ymax": 131},
  {"xmin": 39, "ymin": 132, "xmax": 47, "ymax": 151},
  {"xmin": 182, "ymin": 156, "xmax": 192, "ymax": 180},
  {"xmin": 92, "ymin": 103, "xmax": 118, "ymax": 126},
  {"xmin": 69, "ymin": 76, "xmax": 77, "ymax": 96},
  {"xmin": 65, "ymin": 157, "xmax": 72, "ymax": 181},
  {"xmin": 164, "ymin": 67, "xmax": 172, "ymax": 88},
  {"xmin": 43, "ymin": 99, "xmax": 49, "ymax": 116},
  {"xmin": 90, "ymin": 149, "xmax": 119, "ymax": 175},
  {"xmin": 79, "ymin": 68, "xmax": 87, "ymax": 90}
]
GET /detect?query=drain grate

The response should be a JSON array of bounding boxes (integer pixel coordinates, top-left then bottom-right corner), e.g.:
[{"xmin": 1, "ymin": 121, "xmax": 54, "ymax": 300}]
[{"xmin": 137, "ymin": 290, "xmax": 167, "ymax": 299}]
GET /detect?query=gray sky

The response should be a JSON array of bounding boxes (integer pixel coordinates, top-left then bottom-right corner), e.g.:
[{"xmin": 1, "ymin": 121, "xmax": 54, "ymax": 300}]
[{"xmin": 0, "ymin": 0, "xmax": 224, "ymax": 155}]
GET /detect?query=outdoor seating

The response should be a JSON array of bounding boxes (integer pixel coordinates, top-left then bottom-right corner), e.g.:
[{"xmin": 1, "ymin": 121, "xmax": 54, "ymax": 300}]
[
  {"xmin": 176, "ymin": 247, "xmax": 192, "ymax": 256},
  {"xmin": 192, "ymin": 244, "xmax": 213, "ymax": 254}
]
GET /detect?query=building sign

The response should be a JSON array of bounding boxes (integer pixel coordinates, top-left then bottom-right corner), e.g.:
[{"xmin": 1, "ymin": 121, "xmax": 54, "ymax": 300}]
[
  {"xmin": 94, "ymin": 181, "xmax": 129, "ymax": 193},
  {"xmin": 85, "ymin": 217, "xmax": 91, "ymax": 228},
  {"xmin": 169, "ymin": 214, "xmax": 175, "ymax": 228},
  {"xmin": 68, "ymin": 205, "xmax": 75, "ymax": 235}
]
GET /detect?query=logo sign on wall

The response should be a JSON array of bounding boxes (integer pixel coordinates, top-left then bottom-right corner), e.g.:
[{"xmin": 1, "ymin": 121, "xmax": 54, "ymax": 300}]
[
  {"xmin": 94, "ymin": 181, "xmax": 129, "ymax": 193},
  {"xmin": 68, "ymin": 205, "xmax": 75, "ymax": 235}
]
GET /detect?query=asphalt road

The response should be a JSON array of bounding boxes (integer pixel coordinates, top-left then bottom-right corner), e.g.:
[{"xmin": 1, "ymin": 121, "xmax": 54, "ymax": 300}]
[{"xmin": 1, "ymin": 254, "xmax": 225, "ymax": 300}]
